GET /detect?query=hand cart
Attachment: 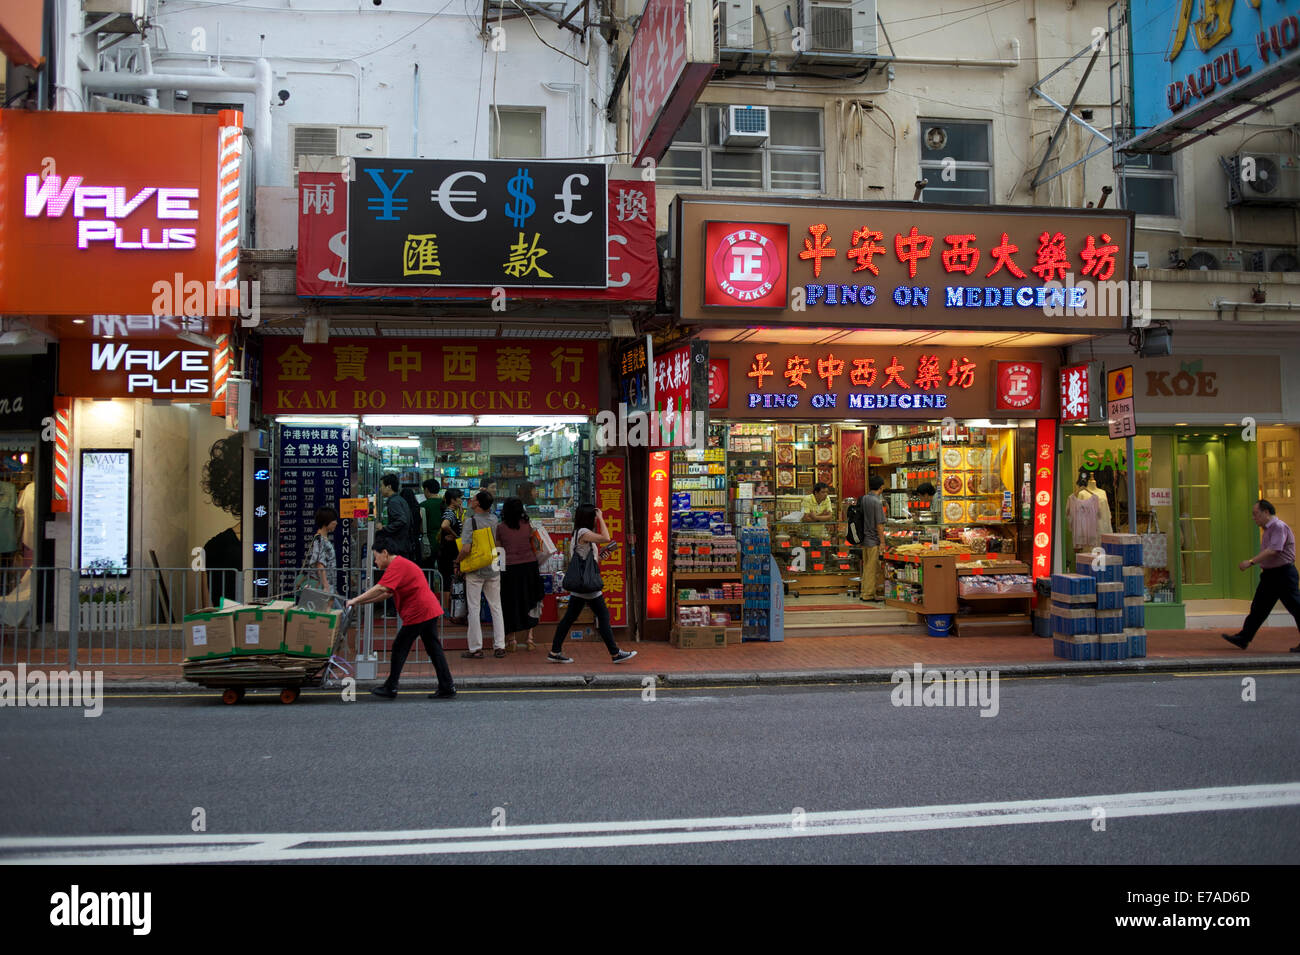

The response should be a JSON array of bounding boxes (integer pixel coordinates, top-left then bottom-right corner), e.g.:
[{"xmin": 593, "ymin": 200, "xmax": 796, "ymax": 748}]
[{"xmin": 182, "ymin": 601, "xmax": 356, "ymax": 705}]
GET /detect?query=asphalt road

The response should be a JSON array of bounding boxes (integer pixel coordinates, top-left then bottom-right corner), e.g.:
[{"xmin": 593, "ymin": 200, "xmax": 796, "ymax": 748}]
[{"xmin": 2, "ymin": 671, "xmax": 1299, "ymax": 865}]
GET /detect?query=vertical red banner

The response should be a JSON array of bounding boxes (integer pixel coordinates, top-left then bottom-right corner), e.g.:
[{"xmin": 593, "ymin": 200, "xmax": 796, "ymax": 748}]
[
  {"xmin": 646, "ymin": 451, "xmax": 671, "ymax": 619},
  {"xmin": 1031, "ymin": 419, "xmax": 1057, "ymax": 579},
  {"xmin": 595, "ymin": 456, "xmax": 628, "ymax": 628},
  {"xmin": 840, "ymin": 429, "xmax": 865, "ymax": 501}
]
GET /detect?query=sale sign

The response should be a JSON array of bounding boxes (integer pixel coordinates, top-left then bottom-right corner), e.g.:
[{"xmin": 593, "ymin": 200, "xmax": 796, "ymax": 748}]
[
  {"xmin": 595, "ymin": 457, "xmax": 628, "ymax": 628},
  {"xmin": 646, "ymin": 451, "xmax": 671, "ymax": 619}
]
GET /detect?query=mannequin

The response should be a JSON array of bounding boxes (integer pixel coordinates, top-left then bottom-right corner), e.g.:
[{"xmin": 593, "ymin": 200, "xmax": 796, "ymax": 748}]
[
  {"xmin": 1086, "ymin": 474, "xmax": 1113, "ymax": 534},
  {"xmin": 1067, "ymin": 470, "xmax": 1106, "ymax": 550}
]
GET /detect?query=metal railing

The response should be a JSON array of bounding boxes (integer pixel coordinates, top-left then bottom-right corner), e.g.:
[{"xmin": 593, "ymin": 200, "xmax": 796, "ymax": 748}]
[{"xmin": 0, "ymin": 564, "xmax": 465, "ymax": 671}]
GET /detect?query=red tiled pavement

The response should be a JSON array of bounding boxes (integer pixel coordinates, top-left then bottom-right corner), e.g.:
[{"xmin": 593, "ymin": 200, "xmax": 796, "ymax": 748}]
[{"xmin": 3, "ymin": 627, "xmax": 1298, "ymax": 683}]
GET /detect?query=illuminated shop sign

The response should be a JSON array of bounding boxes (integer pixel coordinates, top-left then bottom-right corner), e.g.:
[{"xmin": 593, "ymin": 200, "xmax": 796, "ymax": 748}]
[
  {"xmin": 60, "ymin": 340, "xmax": 212, "ymax": 398},
  {"xmin": 714, "ymin": 343, "xmax": 1057, "ymax": 419},
  {"xmin": 681, "ymin": 200, "xmax": 1132, "ymax": 330},
  {"xmin": 646, "ymin": 451, "xmax": 671, "ymax": 619},
  {"xmin": 25, "ymin": 175, "xmax": 200, "ymax": 250},
  {"xmin": 1031, "ymin": 419, "xmax": 1056, "ymax": 579},
  {"xmin": 743, "ymin": 350, "xmax": 977, "ymax": 411}
]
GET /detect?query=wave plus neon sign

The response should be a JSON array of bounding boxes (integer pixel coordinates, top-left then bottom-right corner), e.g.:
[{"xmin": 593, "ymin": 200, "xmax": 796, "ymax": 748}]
[{"xmin": 25, "ymin": 175, "xmax": 200, "ymax": 249}]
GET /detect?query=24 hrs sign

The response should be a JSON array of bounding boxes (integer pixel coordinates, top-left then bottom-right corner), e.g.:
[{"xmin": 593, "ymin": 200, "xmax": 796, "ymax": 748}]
[{"xmin": 347, "ymin": 159, "xmax": 608, "ymax": 288}]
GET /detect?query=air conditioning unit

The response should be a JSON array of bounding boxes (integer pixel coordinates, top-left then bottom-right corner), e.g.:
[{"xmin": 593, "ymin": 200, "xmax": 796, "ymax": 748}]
[
  {"xmin": 291, "ymin": 125, "xmax": 387, "ymax": 184},
  {"xmin": 720, "ymin": 105, "xmax": 770, "ymax": 146},
  {"xmin": 715, "ymin": 0, "xmax": 755, "ymax": 50},
  {"xmin": 1226, "ymin": 152, "xmax": 1300, "ymax": 204},
  {"xmin": 1246, "ymin": 247, "xmax": 1300, "ymax": 273},
  {"xmin": 797, "ymin": 0, "xmax": 877, "ymax": 55},
  {"xmin": 1171, "ymin": 247, "xmax": 1248, "ymax": 272}
]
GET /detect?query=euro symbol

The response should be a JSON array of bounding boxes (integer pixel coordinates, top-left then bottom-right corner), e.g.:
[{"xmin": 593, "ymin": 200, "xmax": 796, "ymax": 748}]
[
  {"xmin": 431, "ymin": 170, "xmax": 487, "ymax": 222},
  {"xmin": 553, "ymin": 173, "xmax": 592, "ymax": 224}
]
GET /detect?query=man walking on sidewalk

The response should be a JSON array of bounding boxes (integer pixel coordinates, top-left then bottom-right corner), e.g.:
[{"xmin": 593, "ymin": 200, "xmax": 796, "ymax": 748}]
[
  {"xmin": 1223, "ymin": 499, "xmax": 1300, "ymax": 652},
  {"xmin": 348, "ymin": 532, "xmax": 457, "ymax": 699}
]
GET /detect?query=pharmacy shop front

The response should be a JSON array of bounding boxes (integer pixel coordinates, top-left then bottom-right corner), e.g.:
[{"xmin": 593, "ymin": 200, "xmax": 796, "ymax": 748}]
[
  {"xmin": 660, "ymin": 342, "xmax": 1061, "ymax": 638},
  {"xmin": 261, "ymin": 336, "xmax": 631, "ymax": 641}
]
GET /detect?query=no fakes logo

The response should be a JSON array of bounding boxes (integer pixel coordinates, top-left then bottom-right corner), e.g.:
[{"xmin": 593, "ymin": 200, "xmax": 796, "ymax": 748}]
[{"xmin": 711, "ymin": 228, "xmax": 783, "ymax": 303}]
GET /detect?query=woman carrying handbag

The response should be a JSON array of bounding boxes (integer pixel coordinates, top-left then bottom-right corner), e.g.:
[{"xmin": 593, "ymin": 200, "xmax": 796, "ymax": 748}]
[{"xmin": 548, "ymin": 504, "xmax": 637, "ymax": 665}]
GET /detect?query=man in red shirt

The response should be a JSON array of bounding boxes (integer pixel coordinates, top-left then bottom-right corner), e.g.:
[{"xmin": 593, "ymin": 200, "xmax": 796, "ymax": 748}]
[{"xmin": 347, "ymin": 532, "xmax": 457, "ymax": 699}]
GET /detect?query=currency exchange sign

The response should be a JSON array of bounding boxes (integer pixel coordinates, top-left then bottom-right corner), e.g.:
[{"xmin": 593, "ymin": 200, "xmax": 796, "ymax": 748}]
[{"xmin": 347, "ymin": 158, "xmax": 608, "ymax": 288}]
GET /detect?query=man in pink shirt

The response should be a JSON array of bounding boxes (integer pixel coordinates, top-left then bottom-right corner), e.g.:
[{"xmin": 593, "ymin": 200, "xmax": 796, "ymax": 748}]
[
  {"xmin": 348, "ymin": 532, "xmax": 457, "ymax": 698},
  {"xmin": 1223, "ymin": 499, "xmax": 1300, "ymax": 652}
]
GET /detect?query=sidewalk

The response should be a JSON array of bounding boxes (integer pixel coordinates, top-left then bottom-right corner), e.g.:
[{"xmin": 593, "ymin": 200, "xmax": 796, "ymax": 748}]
[{"xmin": 4, "ymin": 627, "xmax": 1298, "ymax": 690}]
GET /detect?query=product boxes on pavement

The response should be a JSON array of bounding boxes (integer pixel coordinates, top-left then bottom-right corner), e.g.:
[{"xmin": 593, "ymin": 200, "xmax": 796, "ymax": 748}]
[
  {"xmin": 283, "ymin": 607, "xmax": 343, "ymax": 656},
  {"xmin": 1033, "ymin": 614, "xmax": 1052, "ymax": 638},
  {"xmin": 232, "ymin": 601, "xmax": 291, "ymax": 652},
  {"xmin": 1122, "ymin": 565, "xmax": 1145, "ymax": 597},
  {"xmin": 1095, "ymin": 582, "xmax": 1124, "ymax": 610},
  {"xmin": 1075, "ymin": 552, "xmax": 1122, "ymax": 583},
  {"xmin": 1101, "ymin": 533, "xmax": 1143, "ymax": 567},
  {"xmin": 1125, "ymin": 628, "xmax": 1147, "ymax": 658},
  {"xmin": 1124, "ymin": 596, "xmax": 1146, "ymax": 629},
  {"xmin": 1050, "ymin": 606, "xmax": 1096, "ymax": 635},
  {"xmin": 1069, "ymin": 634, "xmax": 1098, "ymax": 661},
  {"xmin": 1099, "ymin": 632, "xmax": 1129, "ymax": 660},
  {"xmin": 1050, "ymin": 573, "xmax": 1096, "ymax": 600},
  {"xmin": 672, "ymin": 626, "xmax": 728, "ymax": 649},
  {"xmin": 1096, "ymin": 609, "xmax": 1124, "ymax": 634},
  {"xmin": 183, "ymin": 606, "xmax": 239, "ymax": 659}
]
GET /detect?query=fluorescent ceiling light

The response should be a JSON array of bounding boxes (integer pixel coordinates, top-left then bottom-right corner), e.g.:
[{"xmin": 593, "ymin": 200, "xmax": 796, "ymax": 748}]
[
  {"xmin": 362, "ymin": 415, "xmax": 474, "ymax": 427},
  {"xmin": 477, "ymin": 415, "xmax": 588, "ymax": 427},
  {"xmin": 377, "ymin": 438, "xmax": 421, "ymax": 448},
  {"xmin": 274, "ymin": 416, "xmax": 358, "ymax": 427}
]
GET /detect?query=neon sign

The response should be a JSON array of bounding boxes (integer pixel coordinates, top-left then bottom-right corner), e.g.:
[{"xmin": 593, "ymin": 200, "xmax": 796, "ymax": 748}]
[{"xmin": 24, "ymin": 174, "xmax": 199, "ymax": 250}]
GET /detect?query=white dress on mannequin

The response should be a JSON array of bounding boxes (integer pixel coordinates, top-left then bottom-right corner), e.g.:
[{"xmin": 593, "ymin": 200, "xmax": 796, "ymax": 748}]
[
  {"xmin": 1087, "ymin": 479, "xmax": 1113, "ymax": 534},
  {"xmin": 1067, "ymin": 489, "xmax": 1103, "ymax": 550}
]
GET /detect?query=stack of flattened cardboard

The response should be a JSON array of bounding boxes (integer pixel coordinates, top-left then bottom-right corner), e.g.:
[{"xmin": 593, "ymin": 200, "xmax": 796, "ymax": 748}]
[{"xmin": 182, "ymin": 600, "xmax": 345, "ymax": 669}]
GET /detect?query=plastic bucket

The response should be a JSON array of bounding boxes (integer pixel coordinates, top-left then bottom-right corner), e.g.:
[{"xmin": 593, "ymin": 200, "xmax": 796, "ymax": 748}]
[{"xmin": 926, "ymin": 613, "xmax": 954, "ymax": 638}]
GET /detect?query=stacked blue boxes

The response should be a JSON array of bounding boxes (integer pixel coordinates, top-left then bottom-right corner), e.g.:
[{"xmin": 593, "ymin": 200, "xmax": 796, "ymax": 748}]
[
  {"xmin": 1050, "ymin": 573, "xmax": 1097, "ymax": 660},
  {"xmin": 741, "ymin": 528, "xmax": 784, "ymax": 641},
  {"xmin": 1102, "ymin": 533, "xmax": 1147, "ymax": 658},
  {"xmin": 1075, "ymin": 551, "xmax": 1122, "ymax": 584}
]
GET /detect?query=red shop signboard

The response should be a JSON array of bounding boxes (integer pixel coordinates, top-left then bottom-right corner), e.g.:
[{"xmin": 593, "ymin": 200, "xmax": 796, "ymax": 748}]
[
  {"xmin": 1031, "ymin": 418, "xmax": 1057, "ymax": 579},
  {"xmin": 595, "ymin": 456, "xmax": 628, "ymax": 628},
  {"xmin": 263, "ymin": 339, "xmax": 599, "ymax": 416},
  {"xmin": 646, "ymin": 451, "xmax": 671, "ymax": 619}
]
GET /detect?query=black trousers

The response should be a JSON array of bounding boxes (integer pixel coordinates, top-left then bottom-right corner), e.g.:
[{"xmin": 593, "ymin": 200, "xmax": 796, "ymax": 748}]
[
  {"xmin": 383, "ymin": 617, "xmax": 455, "ymax": 692},
  {"xmin": 1240, "ymin": 564, "xmax": 1300, "ymax": 641},
  {"xmin": 550, "ymin": 594, "xmax": 620, "ymax": 656}
]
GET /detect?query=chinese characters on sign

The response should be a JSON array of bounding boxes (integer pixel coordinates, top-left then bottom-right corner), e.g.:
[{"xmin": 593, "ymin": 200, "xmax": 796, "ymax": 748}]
[
  {"xmin": 1060, "ymin": 363, "xmax": 1091, "ymax": 422},
  {"xmin": 994, "ymin": 361, "xmax": 1044, "ymax": 412},
  {"xmin": 683, "ymin": 201, "xmax": 1132, "ymax": 329},
  {"xmin": 300, "ymin": 172, "xmax": 656, "ymax": 301},
  {"xmin": 276, "ymin": 425, "xmax": 352, "ymax": 594},
  {"xmin": 595, "ymin": 457, "xmax": 628, "ymax": 628},
  {"xmin": 618, "ymin": 337, "xmax": 653, "ymax": 415},
  {"xmin": 264, "ymin": 339, "xmax": 599, "ymax": 415},
  {"xmin": 646, "ymin": 451, "xmax": 671, "ymax": 619},
  {"xmin": 347, "ymin": 159, "xmax": 607, "ymax": 287},
  {"xmin": 742, "ymin": 349, "xmax": 979, "ymax": 411},
  {"xmin": 653, "ymin": 341, "xmax": 709, "ymax": 446},
  {"xmin": 1031, "ymin": 419, "xmax": 1057, "ymax": 580}
]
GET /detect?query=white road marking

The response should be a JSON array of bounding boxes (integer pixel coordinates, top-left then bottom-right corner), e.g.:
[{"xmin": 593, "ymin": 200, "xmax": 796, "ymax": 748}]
[{"xmin": 2, "ymin": 782, "xmax": 1297, "ymax": 864}]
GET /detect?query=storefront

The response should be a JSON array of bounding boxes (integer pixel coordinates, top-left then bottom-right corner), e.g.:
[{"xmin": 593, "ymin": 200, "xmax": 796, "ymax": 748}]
[
  {"xmin": 656, "ymin": 194, "xmax": 1134, "ymax": 641},
  {"xmin": 261, "ymin": 335, "xmax": 631, "ymax": 637},
  {"xmin": 1058, "ymin": 351, "xmax": 1292, "ymax": 629}
]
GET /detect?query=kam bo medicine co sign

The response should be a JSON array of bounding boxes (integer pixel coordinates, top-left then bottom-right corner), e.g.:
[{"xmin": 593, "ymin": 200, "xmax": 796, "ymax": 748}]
[{"xmin": 347, "ymin": 158, "xmax": 608, "ymax": 288}]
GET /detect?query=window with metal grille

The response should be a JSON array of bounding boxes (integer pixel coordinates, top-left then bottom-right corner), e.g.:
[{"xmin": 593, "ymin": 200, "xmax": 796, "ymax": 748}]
[{"xmin": 658, "ymin": 106, "xmax": 823, "ymax": 193}]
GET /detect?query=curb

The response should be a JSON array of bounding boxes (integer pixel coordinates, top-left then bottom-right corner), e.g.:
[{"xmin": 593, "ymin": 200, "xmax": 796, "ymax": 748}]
[{"xmin": 87, "ymin": 654, "xmax": 1300, "ymax": 694}]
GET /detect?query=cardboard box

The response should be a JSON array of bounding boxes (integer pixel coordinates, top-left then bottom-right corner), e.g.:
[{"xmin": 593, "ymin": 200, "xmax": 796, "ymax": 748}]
[
  {"xmin": 232, "ymin": 604, "xmax": 288, "ymax": 652},
  {"xmin": 725, "ymin": 626, "xmax": 743, "ymax": 645},
  {"xmin": 672, "ymin": 626, "xmax": 728, "ymax": 649},
  {"xmin": 284, "ymin": 607, "xmax": 343, "ymax": 656},
  {"xmin": 183, "ymin": 606, "xmax": 238, "ymax": 659}
]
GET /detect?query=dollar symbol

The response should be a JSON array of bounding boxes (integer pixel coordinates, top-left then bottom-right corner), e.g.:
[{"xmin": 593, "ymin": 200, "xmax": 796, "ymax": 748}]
[{"xmin": 504, "ymin": 168, "xmax": 535, "ymax": 229}]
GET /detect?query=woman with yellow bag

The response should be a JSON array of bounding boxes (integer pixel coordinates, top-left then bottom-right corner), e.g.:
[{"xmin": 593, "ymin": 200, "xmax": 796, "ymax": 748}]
[{"xmin": 457, "ymin": 489, "xmax": 507, "ymax": 658}]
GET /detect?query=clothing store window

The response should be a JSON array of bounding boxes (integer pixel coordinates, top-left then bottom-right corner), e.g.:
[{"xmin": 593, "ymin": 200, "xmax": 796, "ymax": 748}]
[{"xmin": 1066, "ymin": 433, "xmax": 1174, "ymax": 603}]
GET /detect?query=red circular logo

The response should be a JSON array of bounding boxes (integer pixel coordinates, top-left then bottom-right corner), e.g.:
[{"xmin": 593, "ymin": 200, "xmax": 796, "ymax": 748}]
[
  {"xmin": 996, "ymin": 361, "xmax": 1042, "ymax": 411},
  {"xmin": 711, "ymin": 229, "xmax": 783, "ymax": 304}
]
